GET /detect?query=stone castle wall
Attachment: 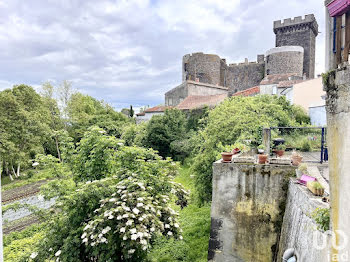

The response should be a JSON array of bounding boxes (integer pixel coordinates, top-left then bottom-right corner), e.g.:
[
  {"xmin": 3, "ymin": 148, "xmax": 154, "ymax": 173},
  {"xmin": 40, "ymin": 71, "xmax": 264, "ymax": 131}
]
[
  {"xmin": 227, "ymin": 61, "xmax": 265, "ymax": 96},
  {"xmin": 182, "ymin": 53, "xmax": 265, "ymax": 97},
  {"xmin": 274, "ymin": 14, "xmax": 318, "ymax": 78},
  {"xmin": 182, "ymin": 53, "xmax": 223, "ymax": 86},
  {"xmin": 265, "ymin": 46, "xmax": 304, "ymax": 76}
]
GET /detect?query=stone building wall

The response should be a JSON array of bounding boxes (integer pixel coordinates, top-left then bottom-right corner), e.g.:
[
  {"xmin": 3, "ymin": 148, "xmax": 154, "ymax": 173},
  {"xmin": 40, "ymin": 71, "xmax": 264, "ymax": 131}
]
[
  {"xmin": 164, "ymin": 81, "xmax": 228, "ymax": 107},
  {"xmin": 274, "ymin": 14, "xmax": 319, "ymax": 78},
  {"xmin": 182, "ymin": 53, "xmax": 223, "ymax": 85},
  {"xmin": 181, "ymin": 53, "xmax": 265, "ymax": 97},
  {"xmin": 278, "ymin": 179, "xmax": 330, "ymax": 262},
  {"xmin": 265, "ymin": 46, "xmax": 304, "ymax": 77},
  {"xmin": 226, "ymin": 61, "xmax": 265, "ymax": 96},
  {"xmin": 208, "ymin": 161, "xmax": 295, "ymax": 262}
]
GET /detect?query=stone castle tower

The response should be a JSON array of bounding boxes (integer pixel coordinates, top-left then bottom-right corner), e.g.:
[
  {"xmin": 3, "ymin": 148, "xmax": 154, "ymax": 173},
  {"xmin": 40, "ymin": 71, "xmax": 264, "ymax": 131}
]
[{"xmin": 273, "ymin": 14, "xmax": 319, "ymax": 78}]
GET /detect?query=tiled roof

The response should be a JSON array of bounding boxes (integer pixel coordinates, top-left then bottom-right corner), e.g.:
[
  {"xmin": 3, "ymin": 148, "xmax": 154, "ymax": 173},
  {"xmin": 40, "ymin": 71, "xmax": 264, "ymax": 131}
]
[
  {"xmin": 144, "ymin": 106, "xmax": 172, "ymax": 113},
  {"xmin": 177, "ymin": 94, "xmax": 227, "ymax": 110},
  {"xmin": 136, "ymin": 112, "xmax": 145, "ymax": 116},
  {"xmin": 232, "ymin": 86, "xmax": 260, "ymax": 97},
  {"xmin": 260, "ymin": 74, "xmax": 302, "ymax": 85},
  {"xmin": 277, "ymin": 79, "xmax": 305, "ymax": 88}
]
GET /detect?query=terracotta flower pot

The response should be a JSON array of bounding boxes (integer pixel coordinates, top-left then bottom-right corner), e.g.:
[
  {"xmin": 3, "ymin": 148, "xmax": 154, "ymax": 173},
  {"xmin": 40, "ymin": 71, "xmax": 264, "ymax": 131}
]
[
  {"xmin": 258, "ymin": 154, "xmax": 268, "ymax": 164},
  {"xmin": 232, "ymin": 148, "xmax": 240, "ymax": 155},
  {"xmin": 276, "ymin": 150, "xmax": 285, "ymax": 157},
  {"xmin": 291, "ymin": 155, "xmax": 303, "ymax": 166},
  {"xmin": 221, "ymin": 152, "xmax": 233, "ymax": 162}
]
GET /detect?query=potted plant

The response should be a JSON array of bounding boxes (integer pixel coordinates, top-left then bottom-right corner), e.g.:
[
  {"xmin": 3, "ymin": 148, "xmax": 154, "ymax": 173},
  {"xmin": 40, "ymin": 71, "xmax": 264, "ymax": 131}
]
[
  {"xmin": 298, "ymin": 163, "xmax": 308, "ymax": 174},
  {"xmin": 307, "ymin": 181, "xmax": 325, "ymax": 196},
  {"xmin": 257, "ymin": 144, "xmax": 265, "ymax": 154},
  {"xmin": 221, "ymin": 152, "xmax": 233, "ymax": 162},
  {"xmin": 291, "ymin": 151, "xmax": 303, "ymax": 166},
  {"xmin": 275, "ymin": 144, "xmax": 286, "ymax": 157}
]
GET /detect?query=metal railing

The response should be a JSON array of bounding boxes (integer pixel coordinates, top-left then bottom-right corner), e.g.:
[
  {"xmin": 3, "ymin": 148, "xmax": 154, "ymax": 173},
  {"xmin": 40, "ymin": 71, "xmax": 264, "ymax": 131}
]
[{"xmin": 262, "ymin": 126, "xmax": 327, "ymax": 163}]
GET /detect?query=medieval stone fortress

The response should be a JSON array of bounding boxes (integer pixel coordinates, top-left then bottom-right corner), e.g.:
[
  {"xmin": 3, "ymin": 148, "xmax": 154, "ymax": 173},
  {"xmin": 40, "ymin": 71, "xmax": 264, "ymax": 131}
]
[{"xmin": 164, "ymin": 14, "xmax": 319, "ymax": 107}]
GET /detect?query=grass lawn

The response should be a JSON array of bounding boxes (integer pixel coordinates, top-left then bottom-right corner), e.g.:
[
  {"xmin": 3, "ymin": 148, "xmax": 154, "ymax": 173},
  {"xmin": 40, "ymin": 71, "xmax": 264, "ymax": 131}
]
[{"xmin": 148, "ymin": 165, "xmax": 211, "ymax": 262}]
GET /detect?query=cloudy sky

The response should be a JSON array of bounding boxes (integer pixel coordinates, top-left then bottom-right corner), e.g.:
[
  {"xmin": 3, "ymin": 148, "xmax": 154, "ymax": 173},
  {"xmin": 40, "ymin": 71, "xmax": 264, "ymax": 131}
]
[{"xmin": 0, "ymin": 0, "xmax": 325, "ymax": 112}]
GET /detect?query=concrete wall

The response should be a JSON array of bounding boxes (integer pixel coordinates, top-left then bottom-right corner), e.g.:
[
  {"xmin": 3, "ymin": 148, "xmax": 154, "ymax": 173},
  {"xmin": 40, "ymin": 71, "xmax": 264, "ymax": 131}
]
[
  {"xmin": 165, "ymin": 81, "xmax": 228, "ymax": 107},
  {"xmin": 309, "ymin": 105, "xmax": 327, "ymax": 126},
  {"xmin": 278, "ymin": 179, "xmax": 330, "ymax": 262},
  {"xmin": 265, "ymin": 46, "xmax": 304, "ymax": 77},
  {"xmin": 274, "ymin": 15, "xmax": 319, "ymax": 78},
  {"xmin": 293, "ymin": 77, "xmax": 326, "ymax": 112},
  {"xmin": 209, "ymin": 162, "xmax": 296, "ymax": 262},
  {"xmin": 324, "ymin": 66, "xmax": 350, "ymax": 259}
]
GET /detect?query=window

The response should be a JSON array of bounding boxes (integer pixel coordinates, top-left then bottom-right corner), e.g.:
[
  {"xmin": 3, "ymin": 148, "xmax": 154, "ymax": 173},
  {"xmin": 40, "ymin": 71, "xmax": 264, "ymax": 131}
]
[{"xmin": 266, "ymin": 69, "xmax": 270, "ymax": 75}]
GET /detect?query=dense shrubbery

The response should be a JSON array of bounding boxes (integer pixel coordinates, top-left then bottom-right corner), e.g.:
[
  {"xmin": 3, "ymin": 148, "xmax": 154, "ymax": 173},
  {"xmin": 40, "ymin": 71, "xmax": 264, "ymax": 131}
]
[
  {"xmin": 1, "ymin": 82, "xmax": 312, "ymax": 261},
  {"xmin": 191, "ymin": 95, "xmax": 310, "ymax": 203},
  {"xmin": 22, "ymin": 127, "xmax": 187, "ymax": 262}
]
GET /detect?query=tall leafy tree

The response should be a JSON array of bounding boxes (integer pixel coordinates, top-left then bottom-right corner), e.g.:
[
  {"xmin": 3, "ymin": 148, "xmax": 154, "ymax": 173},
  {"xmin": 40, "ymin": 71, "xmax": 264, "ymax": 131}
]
[
  {"xmin": 0, "ymin": 85, "xmax": 51, "ymax": 178},
  {"xmin": 41, "ymin": 81, "xmax": 64, "ymax": 160},
  {"xmin": 67, "ymin": 93, "xmax": 129, "ymax": 141},
  {"xmin": 144, "ymin": 109, "xmax": 187, "ymax": 158}
]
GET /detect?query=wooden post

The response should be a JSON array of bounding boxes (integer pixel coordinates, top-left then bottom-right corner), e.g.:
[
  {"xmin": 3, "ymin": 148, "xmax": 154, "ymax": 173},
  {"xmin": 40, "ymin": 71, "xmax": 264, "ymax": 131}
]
[{"xmin": 336, "ymin": 16, "xmax": 342, "ymax": 65}]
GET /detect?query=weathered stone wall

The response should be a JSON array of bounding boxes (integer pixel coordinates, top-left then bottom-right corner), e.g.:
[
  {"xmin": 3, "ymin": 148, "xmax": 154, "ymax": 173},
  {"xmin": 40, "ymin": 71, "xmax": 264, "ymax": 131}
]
[
  {"xmin": 182, "ymin": 53, "xmax": 223, "ymax": 85},
  {"xmin": 181, "ymin": 52, "xmax": 265, "ymax": 97},
  {"xmin": 227, "ymin": 62, "xmax": 265, "ymax": 96},
  {"xmin": 324, "ymin": 65, "xmax": 350, "ymax": 259},
  {"xmin": 209, "ymin": 162, "xmax": 296, "ymax": 262},
  {"xmin": 274, "ymin": 15, "xmax": 318, "ymax": 78},
  {"xmin": 278, "ymin": 179, "xmax": 330, "ymax": 262},
  {"xmin": 165, "ymin": 82, "xmax": 188, "ymax": 106},
  {"xmin": 265, "ymin": 46, "xmax": 304, "ymax": 77},
  {"xmin": 164, "ymin": 81, "xmax": 228, "ymax": 106}
]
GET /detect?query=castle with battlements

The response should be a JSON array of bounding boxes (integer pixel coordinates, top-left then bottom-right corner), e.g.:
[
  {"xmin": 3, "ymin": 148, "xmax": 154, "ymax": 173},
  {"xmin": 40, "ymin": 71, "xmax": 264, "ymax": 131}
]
[{"xmin": 164, "ymin": 14, "xmax": 319, "ymax": 108}]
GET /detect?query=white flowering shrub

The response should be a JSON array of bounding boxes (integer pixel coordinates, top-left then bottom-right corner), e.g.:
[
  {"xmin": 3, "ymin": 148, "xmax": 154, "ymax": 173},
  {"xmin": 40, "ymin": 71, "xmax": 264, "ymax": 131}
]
[
  {"xmin": 29, "ymin": 127, "xmax": 188, "ymax": 262},
  {"xmin": 81, "ymin": 174, "xmax": 182, "ymax": 261}
]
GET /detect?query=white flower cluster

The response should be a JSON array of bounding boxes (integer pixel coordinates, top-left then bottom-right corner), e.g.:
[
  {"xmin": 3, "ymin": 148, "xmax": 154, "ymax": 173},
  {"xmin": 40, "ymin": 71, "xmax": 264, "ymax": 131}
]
[{"xmin": 81, "ymin": 177, "xmax": 182, "ymax": 257}]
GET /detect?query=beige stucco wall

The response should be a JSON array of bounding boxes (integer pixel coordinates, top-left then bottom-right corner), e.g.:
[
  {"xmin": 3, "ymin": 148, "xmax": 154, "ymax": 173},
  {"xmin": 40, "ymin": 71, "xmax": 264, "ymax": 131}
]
[{"xmin": 293, "ymin": 77, "xmax": 325, "ymax": 112}]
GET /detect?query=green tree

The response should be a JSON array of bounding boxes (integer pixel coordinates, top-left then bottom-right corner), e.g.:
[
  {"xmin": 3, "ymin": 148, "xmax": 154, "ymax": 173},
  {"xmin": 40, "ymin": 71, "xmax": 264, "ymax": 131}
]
[
  {"xmin": 41, "ymin": 81, "xmax": 64, "ymax": 160},
  {"xmin": 192, "ymin": 95, "xmax": 309, "ymax": 203},
  {"xmin": 144, "ymin": 109, "xmax": 187, "ymax": 158},
  {"xmin": 130, "ymin": 105, "xmax": 134, "ymax": 118},
  {"xmin": 67, "ymin": 93, "xmax": 129, "ymax": 141},
  {"xmin": 0, "ymin": 85, "xmax": 51, "ymax": 179},
  {"xmin": 29, "ymin": 129, "xmax": 186, "ymax": 262}
]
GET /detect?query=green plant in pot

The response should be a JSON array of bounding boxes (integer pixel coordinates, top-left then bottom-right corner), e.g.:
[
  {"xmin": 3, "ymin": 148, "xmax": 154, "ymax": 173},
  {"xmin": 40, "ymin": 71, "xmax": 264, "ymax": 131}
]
[
  {"xmin": 298, "ymin": 163, "xmax": 308, "ymax": 174},
  {"xmin": 257, "ymin": 145, "xmax": 268, "ymax": 164},
  {"xmin": 307, "ymin": 181, "xmax": 325, "ymax": 196},
  {"xmin": 291, "ymin": 150, "xmax": 303, "ymax": 166},
  {"xmin": 275, "ymin": 144, "xmax": 286, "ymax": 157},
  {"xmin": 257, "ymin": 144, "xmax": 265, "ymax": 154}
]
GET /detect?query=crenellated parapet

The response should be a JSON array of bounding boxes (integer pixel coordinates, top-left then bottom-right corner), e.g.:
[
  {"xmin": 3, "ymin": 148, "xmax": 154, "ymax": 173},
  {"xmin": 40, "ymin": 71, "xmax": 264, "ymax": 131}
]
[{"xmin": 273, "ymin": 14, "xmax": 319, "ymax": 36}]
